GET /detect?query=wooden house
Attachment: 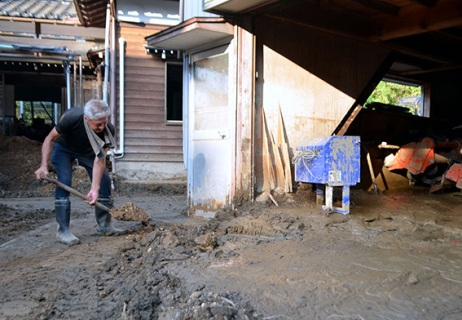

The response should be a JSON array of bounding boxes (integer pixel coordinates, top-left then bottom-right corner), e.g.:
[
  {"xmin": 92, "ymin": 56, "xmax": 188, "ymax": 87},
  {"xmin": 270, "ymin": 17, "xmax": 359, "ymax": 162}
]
[
  {"xmin": 0, "ymin": 0, "xmax": 186, "ymax": 184},
  {"xmin": 147, "ymin": 0, "xmax": 462, "ymax": 217}
]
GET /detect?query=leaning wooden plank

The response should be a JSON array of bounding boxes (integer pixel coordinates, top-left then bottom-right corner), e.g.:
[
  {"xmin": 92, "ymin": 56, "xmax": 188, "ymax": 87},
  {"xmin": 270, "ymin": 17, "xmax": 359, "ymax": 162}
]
[
  {"xmin": 270, "ymin": 131, "xmax": 285, "ymax": 188},
  {"xmin": 278, "ymin": 106, "xmax": 293, "ymax": 193},
  {"xmin": 261, "ymin": 107, "xmax": 276, "ymax": 191}
]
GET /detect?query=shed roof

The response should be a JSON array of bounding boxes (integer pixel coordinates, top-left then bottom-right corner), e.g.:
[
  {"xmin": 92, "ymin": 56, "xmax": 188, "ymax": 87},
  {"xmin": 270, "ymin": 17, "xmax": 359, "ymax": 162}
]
[{"xmin": 0, "ymin": 0, "xmax": 78, "ymax": 22}]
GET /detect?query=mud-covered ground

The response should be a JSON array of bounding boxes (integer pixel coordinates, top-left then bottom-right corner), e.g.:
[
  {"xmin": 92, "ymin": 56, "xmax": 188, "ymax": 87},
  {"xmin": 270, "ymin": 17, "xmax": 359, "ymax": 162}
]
[{"xmin": 1, "ymin": 134, "xmax": 462, "ymax": 320}]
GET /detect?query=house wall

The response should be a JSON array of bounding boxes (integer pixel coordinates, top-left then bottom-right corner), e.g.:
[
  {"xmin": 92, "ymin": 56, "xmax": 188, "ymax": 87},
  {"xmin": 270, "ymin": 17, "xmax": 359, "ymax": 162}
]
[
  {"xmin": 115, "ymin": 24, "xmax": 186, "ymax": 182},
  {"xmin": 252, "ymin": 16, "xmax": 391, "ymax": 192}
]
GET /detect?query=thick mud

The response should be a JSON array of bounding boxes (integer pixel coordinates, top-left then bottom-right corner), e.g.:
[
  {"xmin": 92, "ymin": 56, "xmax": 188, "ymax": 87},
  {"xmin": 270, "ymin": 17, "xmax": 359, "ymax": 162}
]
[
  {"xmin": 1, "ymin": 186, "xmax": 462, "ymax": 320},
  {"xmin": 1, "ymin": 134, "xmax": 462, "ymax": 319},
  {"xmin": 110, "ymin": 201, "xmax": 149, "ymax": 222}
]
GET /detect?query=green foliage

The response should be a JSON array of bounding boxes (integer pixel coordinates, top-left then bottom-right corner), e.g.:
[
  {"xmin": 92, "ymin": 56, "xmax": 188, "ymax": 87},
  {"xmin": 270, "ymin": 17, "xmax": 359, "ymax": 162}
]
[
  {"xmin": 15, "ymin": 101, "xmax": 59, "ymax": 126},
  {"xmin": 366, "ymin": 81, "xmax": 421, "ymax": 106}
]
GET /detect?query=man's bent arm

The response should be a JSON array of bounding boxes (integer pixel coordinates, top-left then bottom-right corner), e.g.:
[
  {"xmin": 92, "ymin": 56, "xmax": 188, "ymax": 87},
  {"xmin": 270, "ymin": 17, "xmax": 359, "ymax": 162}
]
[
  {"xmin": 35, "ymin": 128, "xmax": 61, "ymax": 180},
  {"xmin": 86, "ymin": 156, "xmax": 106, "ymax": 205}
]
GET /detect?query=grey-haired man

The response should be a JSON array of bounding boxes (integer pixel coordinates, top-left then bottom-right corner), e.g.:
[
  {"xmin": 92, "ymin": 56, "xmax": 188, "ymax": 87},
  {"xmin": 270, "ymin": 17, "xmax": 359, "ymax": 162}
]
[{"xmin": 35, "ymin": 99, "xmax": 122, "ymax": 245}]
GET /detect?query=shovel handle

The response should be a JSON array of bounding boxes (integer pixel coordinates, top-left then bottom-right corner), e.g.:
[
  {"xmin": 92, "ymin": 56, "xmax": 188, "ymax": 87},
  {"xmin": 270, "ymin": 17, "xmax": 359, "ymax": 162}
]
[{"xmin": 40, "ymin": 174, "xmax": 111, "ymax": 212}]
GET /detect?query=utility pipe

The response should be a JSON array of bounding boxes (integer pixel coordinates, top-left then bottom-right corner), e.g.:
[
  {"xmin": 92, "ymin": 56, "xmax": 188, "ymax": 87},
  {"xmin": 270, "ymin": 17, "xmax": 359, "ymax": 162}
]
[
  {"xmin": 114, "ymin": 37, "xmax": 125, "ymax": 158},
  {"xmin": 64, "ymin": 61, "xmax": 71, "ymax": 109},
  {"xmin": 109, "ymin": 14, "xmax": 118, "ymax": 181},
  {"xmin": 73, "ymin": 61, "xmax": 77, "ymax": 107},
  {"xmin": 79, "ymin": 56, "xmax": 83, "ymax": 108},
  {"xmin": 110, "ymin": 15, "xmax": 117, "ymax": 129},
  {"xmin": 103, "ymin": 3, "xmax": 111, "ymax": 103},
  {"xmin": 54, "ymin": 103, "xmax": 58, "ymax": 124}
]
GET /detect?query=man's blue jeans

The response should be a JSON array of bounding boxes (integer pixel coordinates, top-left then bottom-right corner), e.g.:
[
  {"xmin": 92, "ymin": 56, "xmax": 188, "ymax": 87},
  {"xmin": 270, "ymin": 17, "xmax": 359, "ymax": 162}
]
[{"xmin": 50, "ymin": 143, "xmax": 111, "ymax": 199}]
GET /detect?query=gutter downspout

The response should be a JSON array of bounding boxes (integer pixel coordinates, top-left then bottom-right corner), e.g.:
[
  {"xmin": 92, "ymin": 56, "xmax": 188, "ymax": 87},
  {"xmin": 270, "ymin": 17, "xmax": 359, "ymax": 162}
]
[
  {"xmin": 103, "ymin": 3, "xmax": 111, "ymax": 103},
  {"xmin": 64, "ymin": 61, "xmax": 71, "ymax": 109},
  {"xmin": 79, "ymin": 56, "xmax": 83, "ymax": 108},
  {"xmin": 109, "ymin": 13, "xmax": 118, "ymax": 185},
  {"xmin": 73, "ymin": 61, "xmax": 77, "ymax": 107},
  {"xmin": 114, "ymin": 37, "xmax": 125, "ymax": 159}
]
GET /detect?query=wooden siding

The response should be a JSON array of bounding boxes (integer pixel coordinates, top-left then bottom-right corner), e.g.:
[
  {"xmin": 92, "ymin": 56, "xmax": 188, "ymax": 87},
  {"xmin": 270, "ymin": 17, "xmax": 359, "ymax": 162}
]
[{"xmin": 118, "ymin": 25, "xmax": 183, "ymax": 163}]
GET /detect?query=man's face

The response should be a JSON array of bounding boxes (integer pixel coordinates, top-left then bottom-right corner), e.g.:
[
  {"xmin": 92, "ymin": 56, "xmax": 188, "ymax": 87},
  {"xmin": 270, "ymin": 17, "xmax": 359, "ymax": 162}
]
[{"xmin": 85, "ymin": 116, "xmax": 108, "ymax": 133}]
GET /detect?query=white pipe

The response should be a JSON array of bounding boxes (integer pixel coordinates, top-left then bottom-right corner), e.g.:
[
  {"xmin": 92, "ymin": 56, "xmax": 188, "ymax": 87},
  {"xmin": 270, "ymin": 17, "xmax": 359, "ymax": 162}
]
[
  {"xmin": 79, "ymin": 56, "xmax": 83, "ymax": 108},
  {"xmin": 54, "ymin": 103, "xmax": 58, "ymax": 124},
  {"xmin": 110, "ymin": 16, "xmax": 117, "ymax": 127},
  {"xmin": 115, "ymin": 37, "xmax": 125, "ymax": 158},
  {"xmin": 103, "ymin": 3, "xmax": 110, "ymax": 103},
  {"xmin": 64, "ymin": 62, "xmax": 71, "ymax": 109},
  {"xmin": 73, "ymin": 61, "xmax": 77, "ymax": 107},
  {"xmin": 109, "ymin": 14, "xmax": 118, "ymax": 182},
  {"xmin": 20, "ymin": 101, "xmax": 24, "ymax": 118}
]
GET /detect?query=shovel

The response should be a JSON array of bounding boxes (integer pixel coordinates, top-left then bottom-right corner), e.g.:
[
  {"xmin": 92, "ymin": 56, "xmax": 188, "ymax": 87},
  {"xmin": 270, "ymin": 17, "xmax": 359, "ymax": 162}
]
[{"xmin": 40, "ymin": 174, "xmax": 148, "ymax": 222}]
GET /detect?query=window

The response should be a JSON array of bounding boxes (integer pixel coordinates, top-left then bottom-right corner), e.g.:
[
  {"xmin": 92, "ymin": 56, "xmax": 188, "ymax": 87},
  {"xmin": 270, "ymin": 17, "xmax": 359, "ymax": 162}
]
[
  {"xmin": 165, "ymin": 62, "xmax": 183, "ymax": 124},
  {"xmin": 365, "ymin": 79, "xmax": 424, "ymax": 116},
  {"xmin": 15, "ymin": 100, "xmax": 60, "ymax": 141}
]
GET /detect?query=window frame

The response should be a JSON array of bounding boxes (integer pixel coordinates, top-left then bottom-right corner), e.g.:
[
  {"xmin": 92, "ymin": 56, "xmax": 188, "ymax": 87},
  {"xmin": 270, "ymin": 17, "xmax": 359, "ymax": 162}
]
[{"xmin": 164, "ymin": 61, "xmax": 183, "ymax": 125}]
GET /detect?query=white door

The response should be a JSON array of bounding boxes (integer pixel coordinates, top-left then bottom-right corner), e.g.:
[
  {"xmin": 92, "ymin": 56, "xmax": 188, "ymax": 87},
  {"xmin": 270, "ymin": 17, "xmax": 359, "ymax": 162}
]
[{"xmin": 188, "ymin": 44, "xmax": 235, "ymax": 218}]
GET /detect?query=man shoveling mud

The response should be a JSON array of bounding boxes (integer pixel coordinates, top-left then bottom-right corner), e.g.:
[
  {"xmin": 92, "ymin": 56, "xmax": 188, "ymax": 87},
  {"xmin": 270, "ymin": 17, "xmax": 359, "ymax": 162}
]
[{"xmin": 35, "ymin": 99, "xmax": 122, "ymax": 246}]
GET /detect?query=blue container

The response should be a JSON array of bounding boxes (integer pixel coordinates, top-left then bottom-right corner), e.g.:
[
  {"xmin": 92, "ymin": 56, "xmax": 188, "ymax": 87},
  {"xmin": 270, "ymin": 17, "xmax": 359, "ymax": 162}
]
[{"xmin": 294, "ymin": 136, "xmax": 361, "ymax": 186}]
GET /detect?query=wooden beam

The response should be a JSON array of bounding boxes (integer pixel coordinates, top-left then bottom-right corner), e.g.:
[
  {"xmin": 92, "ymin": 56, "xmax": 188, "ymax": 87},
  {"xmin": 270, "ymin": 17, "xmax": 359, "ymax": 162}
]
[
  {"xmin": 334, "ymin": 52, "xmax": 397, "ymax": 136},
  {"xmin": 348, "ymin": 0, "xmax": 400, "ymax": 15},
  {"xmin": 385, "ymin": 40, "xmax": 454, "ymax": 64},
  {"xmin": 408, "ymin": 0, "xmax": 437, "ymax": 7},
  {"xmin": 371, "ymin": 0, "xmax": 462, "ymax": 41},
  {"xmin": 265, "ymin": 8, "xmax": 371, "ymax": 42},
  {"xmin": 72, "ymin": 0, "xmax": 86, "ymax": 26},
  {"xmin": 397, "ymin": 64, "xmax": 462, "ymax": 76}
]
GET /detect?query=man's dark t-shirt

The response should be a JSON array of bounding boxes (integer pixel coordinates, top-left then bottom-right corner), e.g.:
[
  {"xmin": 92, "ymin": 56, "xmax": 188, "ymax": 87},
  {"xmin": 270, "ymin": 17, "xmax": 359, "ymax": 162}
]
[{"xmin": 55, "ymin": 107, "xmax": 115, "ymax": 158}]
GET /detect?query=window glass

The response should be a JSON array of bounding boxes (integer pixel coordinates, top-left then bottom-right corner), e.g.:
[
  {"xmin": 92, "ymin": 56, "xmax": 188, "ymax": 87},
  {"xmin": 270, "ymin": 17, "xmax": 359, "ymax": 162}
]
[{"xmin": 166, "ymin": 63, "xmax": 183, "ymax": 123}]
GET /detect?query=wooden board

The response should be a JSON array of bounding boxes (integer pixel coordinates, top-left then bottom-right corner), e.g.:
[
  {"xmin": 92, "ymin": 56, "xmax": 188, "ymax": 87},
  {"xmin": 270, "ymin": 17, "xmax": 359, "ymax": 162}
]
[{"xmin": 261, "ymin": 107, "xmax": 276, "ymax": 191}]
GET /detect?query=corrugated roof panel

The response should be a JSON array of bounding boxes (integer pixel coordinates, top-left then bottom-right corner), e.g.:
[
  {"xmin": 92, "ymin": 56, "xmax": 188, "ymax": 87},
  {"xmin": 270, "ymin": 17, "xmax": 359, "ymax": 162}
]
[{"xmin": 0, "ymin": 0, "xmax": 76, "ymax": 21}]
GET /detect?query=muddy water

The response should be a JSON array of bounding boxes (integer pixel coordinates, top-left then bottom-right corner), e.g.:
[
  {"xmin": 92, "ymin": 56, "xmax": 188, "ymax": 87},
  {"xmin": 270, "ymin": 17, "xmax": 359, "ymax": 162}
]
[
  {"xmin": 202, "ymin": 230, "xmax": 462, "ymax": 319},
  {"xmin": 1, "ymin": 188, "xmax": 461, "ymax": 319},
  {"xmin": 188, "ymin": 188, "xmax": 462, "ymax": 319}
]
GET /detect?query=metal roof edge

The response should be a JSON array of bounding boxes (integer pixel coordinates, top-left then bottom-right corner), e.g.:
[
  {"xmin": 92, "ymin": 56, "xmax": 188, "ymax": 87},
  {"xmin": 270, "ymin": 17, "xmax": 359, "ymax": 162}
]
[{"xmin": 145, "ymin": 17, "xmax": 234, "ymax": 51}]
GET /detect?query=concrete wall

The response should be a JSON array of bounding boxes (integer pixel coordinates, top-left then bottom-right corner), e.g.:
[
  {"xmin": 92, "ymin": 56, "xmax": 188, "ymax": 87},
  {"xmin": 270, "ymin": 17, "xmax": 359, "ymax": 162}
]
[{"xmin": 115, "ymin": 161, "xmax": 186, "ymax": 183}]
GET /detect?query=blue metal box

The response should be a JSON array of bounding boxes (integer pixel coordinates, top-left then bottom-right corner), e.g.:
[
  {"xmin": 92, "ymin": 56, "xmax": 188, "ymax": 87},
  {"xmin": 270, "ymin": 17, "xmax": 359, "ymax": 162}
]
[
  {"xmin": 293, "ymin": 136, "xmax": 361, "ymax": 215},
  {"xmin": 294, "ymin": 136, "xmax": 361, "ymax": 186}
]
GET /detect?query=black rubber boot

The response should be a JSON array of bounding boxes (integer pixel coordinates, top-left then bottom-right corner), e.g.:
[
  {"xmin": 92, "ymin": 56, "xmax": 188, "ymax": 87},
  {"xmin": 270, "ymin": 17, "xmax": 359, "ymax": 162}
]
[
  {"xmin": 95, "ymin": 197, "xmax": 123, "ymax": 235},
  {"xmin": 55, "ymin": 199, "xmax": 80, "ymax": 246}
]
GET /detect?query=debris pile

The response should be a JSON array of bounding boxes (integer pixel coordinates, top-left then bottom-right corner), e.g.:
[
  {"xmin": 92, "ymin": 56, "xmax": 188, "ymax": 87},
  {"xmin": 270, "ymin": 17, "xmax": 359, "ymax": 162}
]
[
  {"xmin": 110, "ymin": 201, "xmax": 149, "ymax": 222},
  {"xmin": 385, "ymin": 136, "xmax": 462, "ymax": 193}
]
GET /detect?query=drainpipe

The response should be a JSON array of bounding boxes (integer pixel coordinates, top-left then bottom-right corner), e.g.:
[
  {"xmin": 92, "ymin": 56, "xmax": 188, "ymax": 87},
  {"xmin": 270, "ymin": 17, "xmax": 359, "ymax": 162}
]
[
  {"xmin": 109, "ymin": 14, "xmax": 118, "ymax": 183},
  {"xmin": 103, "ymin": 3, "xmax": 110, "ymax": 103},
  {"xmin": 54, "ymin": 103, "xmax": 58, "ymax": 124},
  {"xmin": 110, "ymin": 16, "xmax": 117, "ymax": 128},
  {"xmin": 114, "ymin": 37, "xmax": 125, "ymax": 159},
  {"xmin": 73, "ymin": 61, "xmax": 77, "ymax": 107},
  {"xmin": 79, "ymin": 56, "xmax": 83, "ymax": 108},
  {"xmin": 64, "ymin": 61, "xmax": 71, "ymax": 109}
]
